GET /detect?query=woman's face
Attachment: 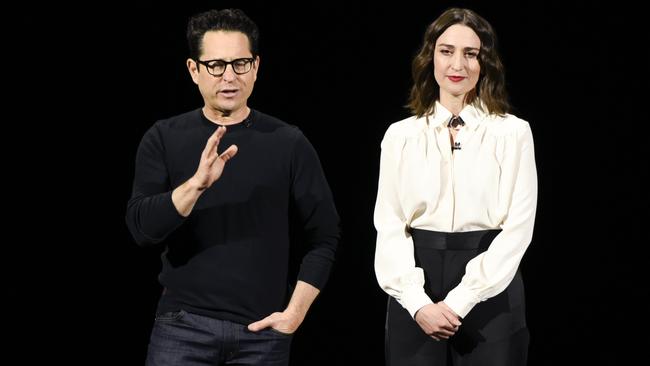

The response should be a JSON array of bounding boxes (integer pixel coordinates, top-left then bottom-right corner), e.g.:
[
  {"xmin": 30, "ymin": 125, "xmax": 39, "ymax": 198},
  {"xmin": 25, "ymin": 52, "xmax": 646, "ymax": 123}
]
[{"xmin": 433, "ymin": 24, "xmax": 481, "ymax": 101}]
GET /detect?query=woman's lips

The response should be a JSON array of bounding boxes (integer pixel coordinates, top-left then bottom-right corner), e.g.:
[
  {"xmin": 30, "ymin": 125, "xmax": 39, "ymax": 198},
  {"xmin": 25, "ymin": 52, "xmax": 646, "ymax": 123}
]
[{"xmin": 448, "ymin": 76, "xmax": 465, "ymax": 82}]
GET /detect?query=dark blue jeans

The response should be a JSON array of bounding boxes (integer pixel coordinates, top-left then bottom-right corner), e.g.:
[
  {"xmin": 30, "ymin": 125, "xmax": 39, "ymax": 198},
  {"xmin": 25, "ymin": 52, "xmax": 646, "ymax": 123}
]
[{"xmin": 146, "ymin": 310, "xmax": 292, "ymax": 366}]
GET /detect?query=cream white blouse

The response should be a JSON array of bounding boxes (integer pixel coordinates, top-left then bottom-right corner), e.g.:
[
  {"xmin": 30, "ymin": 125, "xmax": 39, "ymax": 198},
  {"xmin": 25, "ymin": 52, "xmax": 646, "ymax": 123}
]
[{"xmin": 374, "ymin": 101, "xmax": 537, "ymax": 318}]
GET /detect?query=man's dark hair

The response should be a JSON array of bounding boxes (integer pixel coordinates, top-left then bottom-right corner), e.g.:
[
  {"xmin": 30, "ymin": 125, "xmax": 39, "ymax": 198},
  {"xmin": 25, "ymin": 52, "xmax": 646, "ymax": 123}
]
[{"xmin": 187, "ymin": 8, "xmax": 259, "ymax": 61}]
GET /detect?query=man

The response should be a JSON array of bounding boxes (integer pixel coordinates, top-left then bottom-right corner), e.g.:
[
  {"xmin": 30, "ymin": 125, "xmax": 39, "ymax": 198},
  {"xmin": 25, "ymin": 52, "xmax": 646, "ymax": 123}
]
[{"xmin": 126, "ymin": 8, "xmax": 340, "ymax": 365}]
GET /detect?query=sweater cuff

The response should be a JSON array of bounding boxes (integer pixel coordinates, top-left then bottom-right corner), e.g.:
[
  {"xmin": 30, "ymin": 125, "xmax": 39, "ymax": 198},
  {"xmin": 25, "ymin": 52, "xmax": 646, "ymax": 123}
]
[
  {"xmin": 402, "ymin": 287, "xmax": 433, "ymax": 319},
  {"xmin": 443, "ymin": 285, "xmax": 479, "ymax": 318},
  {"xmin": 297, "ymin": 260, "xmax": 332, "ymax": 290},
  {"xmin": 156, "ymin": 191, "xmax": 186, "ymax": 234}
]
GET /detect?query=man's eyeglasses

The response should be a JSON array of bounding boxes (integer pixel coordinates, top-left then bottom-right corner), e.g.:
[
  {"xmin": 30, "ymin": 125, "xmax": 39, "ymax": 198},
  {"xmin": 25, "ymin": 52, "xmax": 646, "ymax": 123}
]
[{"xmin": 196, "ymin": 58, "xmax": 255, "ymax": 77}]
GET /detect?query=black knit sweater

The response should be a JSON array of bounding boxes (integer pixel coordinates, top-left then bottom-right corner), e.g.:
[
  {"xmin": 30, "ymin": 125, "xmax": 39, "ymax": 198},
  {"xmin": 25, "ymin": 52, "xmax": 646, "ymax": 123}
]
[{"xmin": 126, "ymin": 108, "xmax": 340, "ymax": 324}]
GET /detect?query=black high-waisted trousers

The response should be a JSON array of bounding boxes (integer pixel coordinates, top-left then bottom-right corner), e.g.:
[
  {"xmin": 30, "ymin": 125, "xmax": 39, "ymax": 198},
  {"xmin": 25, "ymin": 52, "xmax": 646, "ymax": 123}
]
[{"xmin": 385, "ymin": 229, "xmax": 529, "ymax": 366}]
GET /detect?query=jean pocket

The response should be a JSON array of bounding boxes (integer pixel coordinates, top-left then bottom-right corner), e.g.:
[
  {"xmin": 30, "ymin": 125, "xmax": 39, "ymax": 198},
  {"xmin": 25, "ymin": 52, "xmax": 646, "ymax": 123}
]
[
  {"xmin": 154, "ymin": 309, "xmax": 186, "ymax": 322},
  {"xmin": 266, "ymin": 327, "xmax": 293, "ymax": 337}
]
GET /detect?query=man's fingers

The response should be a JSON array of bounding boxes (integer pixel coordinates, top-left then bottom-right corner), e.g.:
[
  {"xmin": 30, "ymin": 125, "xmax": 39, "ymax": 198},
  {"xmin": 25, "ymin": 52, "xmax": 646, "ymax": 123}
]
[
  {"xmin": 203, "ymin": 127, "xmax": 225, "ymax": 159},
  {"xmin": 215, "ymin": 125, "xmax": 227, "ymax": 138},
  {"xmin": 206, "ymin": 144, "xmax": 238, "ymax": 166},
  {"xmin": 219, "ymin": 145, "xmax": 238, "ymax": 162},
  {"xmin": 248, "ymin": 317, "xmax": 272, "ymax": 332}
]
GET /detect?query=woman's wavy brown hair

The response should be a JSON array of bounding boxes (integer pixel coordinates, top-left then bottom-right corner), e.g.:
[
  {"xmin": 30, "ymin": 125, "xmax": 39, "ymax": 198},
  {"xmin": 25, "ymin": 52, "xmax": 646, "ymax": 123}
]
[{"xmin": 408, "ymin": 8, "xmax": 510, "ymax": 117}]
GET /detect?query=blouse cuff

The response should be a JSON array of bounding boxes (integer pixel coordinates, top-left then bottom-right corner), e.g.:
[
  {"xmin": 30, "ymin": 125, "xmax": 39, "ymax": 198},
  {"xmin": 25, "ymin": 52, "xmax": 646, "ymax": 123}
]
[
  {"xmin": 443, "ymin": 285, "xmax": 479, "ymax": 318},
  {"xmin": 402, "ymin": 286, "xmax": 433, "ymax": 319}
]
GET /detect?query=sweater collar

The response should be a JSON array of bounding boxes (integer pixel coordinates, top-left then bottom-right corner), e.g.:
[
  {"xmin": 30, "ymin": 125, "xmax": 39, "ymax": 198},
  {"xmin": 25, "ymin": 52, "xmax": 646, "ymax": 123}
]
[{"xmin": 199, "ymin": 108, "xmax": 256, "ymax": 131}]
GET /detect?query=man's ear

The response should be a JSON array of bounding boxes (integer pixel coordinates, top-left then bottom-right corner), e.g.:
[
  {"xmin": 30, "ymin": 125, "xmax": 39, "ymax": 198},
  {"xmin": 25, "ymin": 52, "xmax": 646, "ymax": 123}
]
[
  {"xmin": 252, "ymin": 55, "xmax": 260, "ymax": 81},
  {"xmin": 187, "ymin": 58, "xmax": 199, "ymax": 84}
]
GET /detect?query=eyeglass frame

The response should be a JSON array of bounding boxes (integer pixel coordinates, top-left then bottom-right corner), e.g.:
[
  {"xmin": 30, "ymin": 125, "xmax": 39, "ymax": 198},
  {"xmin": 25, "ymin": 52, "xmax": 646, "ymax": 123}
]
[{"xmin": 195, "ymin": 57, "xmax": 256, "ymax": 77}]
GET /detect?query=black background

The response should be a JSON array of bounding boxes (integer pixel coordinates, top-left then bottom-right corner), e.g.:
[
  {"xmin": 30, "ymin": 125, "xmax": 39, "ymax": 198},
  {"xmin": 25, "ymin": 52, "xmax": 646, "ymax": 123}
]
[{"xmin": 16, "ymin": 1, "xmax": 647, "ymax": 364}]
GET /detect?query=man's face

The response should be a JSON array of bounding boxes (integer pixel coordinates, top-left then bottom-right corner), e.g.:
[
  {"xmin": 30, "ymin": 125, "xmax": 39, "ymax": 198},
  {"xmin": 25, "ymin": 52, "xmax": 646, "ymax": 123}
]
[{"xmin": 188, "ymin": 31, "xmax": 259, "ymax": 116}]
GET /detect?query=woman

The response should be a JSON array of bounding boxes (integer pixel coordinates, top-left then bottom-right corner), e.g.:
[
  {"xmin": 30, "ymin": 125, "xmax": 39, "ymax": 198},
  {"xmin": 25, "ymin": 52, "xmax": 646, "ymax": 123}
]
[{"xmin": 374, "ymin": 8, "xmax": 537, "ymax": 365}]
